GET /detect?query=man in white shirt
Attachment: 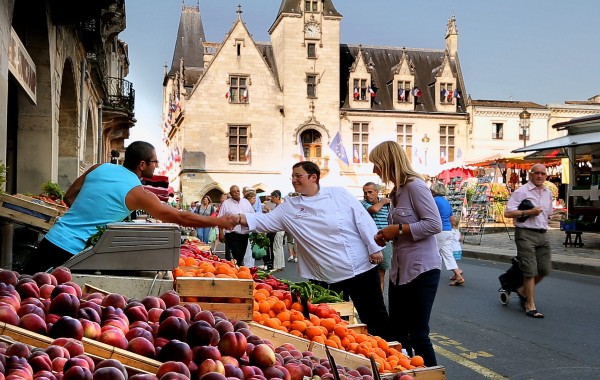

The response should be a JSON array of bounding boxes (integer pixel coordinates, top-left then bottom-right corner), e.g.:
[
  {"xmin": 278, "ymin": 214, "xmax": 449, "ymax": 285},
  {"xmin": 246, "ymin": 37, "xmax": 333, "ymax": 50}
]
[
  {"xmin": 237, "ymin": 162, "xmax": 391, "ymax": 340},
  {"xmin": 217, "ymin": 185, "xmax": 255, "ymax": 264}
]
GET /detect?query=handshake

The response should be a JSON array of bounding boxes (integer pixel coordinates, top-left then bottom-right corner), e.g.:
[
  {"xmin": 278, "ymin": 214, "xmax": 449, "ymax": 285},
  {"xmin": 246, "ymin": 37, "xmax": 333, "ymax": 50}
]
[{"xmin": 219, "ymin": 213, "xmax": 243, "ymax": 229}]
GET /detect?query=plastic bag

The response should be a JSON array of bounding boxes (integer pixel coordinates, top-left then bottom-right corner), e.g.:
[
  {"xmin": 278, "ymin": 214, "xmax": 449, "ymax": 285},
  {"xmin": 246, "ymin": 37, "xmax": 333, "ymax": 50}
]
[
  {"xmin": 208, "ymin": 227, "xmax": 217, "ymax": 243},
  {"xmin": 251, "ymin": 245, "xmax": 267, "ymax": 259}
]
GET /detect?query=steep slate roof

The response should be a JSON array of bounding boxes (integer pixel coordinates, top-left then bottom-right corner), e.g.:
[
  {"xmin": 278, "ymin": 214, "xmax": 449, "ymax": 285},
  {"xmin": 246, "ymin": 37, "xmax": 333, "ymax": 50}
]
[
  {"xmin": 340, "ymin": 45, "xmax": 467, "ymax": 113},
  {"xmin": 169, "ymin": 5, "xmax": 206, "ymax": 84},
  {"xmin": 275, "ymin": 0, "xmax": 342, "ymax": 17},
  {"xmin": 255, "ymin": 42, "xmax": 281, "ymax": 90},
  {"xmin": 470, "ymin": 100, "xmax": 545, "ymax": 109}
]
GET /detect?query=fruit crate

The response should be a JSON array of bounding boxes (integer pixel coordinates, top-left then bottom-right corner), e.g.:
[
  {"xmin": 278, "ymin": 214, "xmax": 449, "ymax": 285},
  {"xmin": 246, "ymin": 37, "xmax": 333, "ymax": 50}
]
[
  {"xmin": 0, "ymin": 321, "xmax": 161, "ymax": 375},
  {"xmin": 381, "ymin": 366, "xmax": 446, "ymax": 379},
  {"xmin": 324, "ymin": 301, "xmax": 358, "ymax": 324},
  {"xmin": 249, "ymin": 322, "xmax": 371, "ymax": 370},
  {"xmin": 0, "ymin": 193, "xmax": 64, "ymax": 231},
  {"xmin": 175, "ymin": 277, "xmax": 254, "ymax": 321}
]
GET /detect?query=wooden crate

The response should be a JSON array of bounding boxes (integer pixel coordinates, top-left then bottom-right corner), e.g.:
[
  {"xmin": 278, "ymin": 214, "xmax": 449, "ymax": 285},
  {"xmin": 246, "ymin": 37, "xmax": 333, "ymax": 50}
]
[
  {"xmin": 0, "ymin": 321, "xmax": 161, "ymax": 375},
  {"xmin": 175, "ymin": 277, "xmax": 254, "ymax": 321},
  {"xmin": 249, "ymin": 322, "xmax": 372, "ymax": 370},
  {"xmin": 325, "ymin": 301, "xmax": 358, "ymax": 324},
  {"xmin": 382, "ymin": 366, "xmax": 446, "ymax": 380},
  {"xmin": 0, "ymin": 194, "xmax": 63, "ymax": 230},
  {"xmin": 12, "ymin": 193, "xmax": 68, "ymax": 215}
]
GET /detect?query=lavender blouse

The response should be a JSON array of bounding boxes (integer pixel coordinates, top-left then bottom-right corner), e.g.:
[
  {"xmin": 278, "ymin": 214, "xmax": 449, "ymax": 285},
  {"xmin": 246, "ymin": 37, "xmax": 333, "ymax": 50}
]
[{"xmin": 388, "ymin": 178, "xmax": 442, "ymax": 285}]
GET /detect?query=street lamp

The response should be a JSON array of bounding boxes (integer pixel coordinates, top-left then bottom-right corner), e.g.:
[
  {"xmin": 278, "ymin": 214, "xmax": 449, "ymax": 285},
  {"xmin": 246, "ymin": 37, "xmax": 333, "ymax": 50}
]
[{"xmin": 519, "ymin": 108, "xmax": 531, "ymax": 147}]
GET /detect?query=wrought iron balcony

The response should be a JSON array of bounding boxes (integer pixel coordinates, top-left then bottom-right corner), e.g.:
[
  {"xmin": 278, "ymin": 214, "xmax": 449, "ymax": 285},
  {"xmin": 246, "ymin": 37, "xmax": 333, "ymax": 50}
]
[{"xmin": 105, "ymin": 77, "xmax": 135, "ymax": 115}]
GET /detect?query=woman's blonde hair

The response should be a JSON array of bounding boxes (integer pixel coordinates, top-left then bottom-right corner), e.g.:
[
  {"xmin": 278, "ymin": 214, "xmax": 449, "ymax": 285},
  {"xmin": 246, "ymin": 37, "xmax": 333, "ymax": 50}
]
[
  {"xmin": 243, "ymin": 190, "xmax": 256, "ymax": 199},
  {"xmin": 369, "ymin": 141, "xmax": 423, "ymax": 187}
]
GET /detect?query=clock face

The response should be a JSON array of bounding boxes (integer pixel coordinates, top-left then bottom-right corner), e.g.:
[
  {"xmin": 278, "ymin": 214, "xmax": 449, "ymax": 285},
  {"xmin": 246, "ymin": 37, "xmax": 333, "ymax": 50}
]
[{"xmin": 305, "ymin": 23, "xmax": 319, "ymax": 38}]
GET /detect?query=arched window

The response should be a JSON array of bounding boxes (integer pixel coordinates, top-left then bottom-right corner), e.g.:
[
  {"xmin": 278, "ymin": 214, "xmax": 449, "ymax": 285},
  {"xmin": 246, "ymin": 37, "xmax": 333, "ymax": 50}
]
[{"xmin": 300, "ymin": 129, "xmax": 322, "ymax": 158}]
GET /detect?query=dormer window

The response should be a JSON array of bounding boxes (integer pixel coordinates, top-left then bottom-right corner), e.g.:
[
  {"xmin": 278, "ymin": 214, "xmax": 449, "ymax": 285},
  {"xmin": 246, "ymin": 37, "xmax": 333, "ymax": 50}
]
[
  {"xmin": 305, "ymin": 0, "xmax": 318, "ymax": 12},
  {"xmin": 397, "ymin": 81, "xmax": 411, "ymax": 103},
  {"xmin": 440, "ymin": 83, "xmax": 455, "ymax": 104},
  {"xmin": 353, "ymin": 79, "xmax": 368, "ymax": 101}
]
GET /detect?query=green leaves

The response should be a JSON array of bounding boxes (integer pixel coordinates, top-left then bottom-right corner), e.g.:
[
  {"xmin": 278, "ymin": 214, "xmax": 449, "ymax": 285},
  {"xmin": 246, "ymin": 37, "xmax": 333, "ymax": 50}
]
[{"xmin": 249, "ymin": 232, "xmax": 271, "ymax": 250}]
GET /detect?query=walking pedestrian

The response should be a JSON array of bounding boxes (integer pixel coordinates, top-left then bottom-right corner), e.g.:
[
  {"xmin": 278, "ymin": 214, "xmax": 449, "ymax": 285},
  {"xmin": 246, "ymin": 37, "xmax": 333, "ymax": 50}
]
[
  {"xmin": 217, "ymin": 185, "xmax": 254, "ymax": 264},
  {"xmin": 503, "ymin": 164, "xmax": 553, "ymax": 319}
]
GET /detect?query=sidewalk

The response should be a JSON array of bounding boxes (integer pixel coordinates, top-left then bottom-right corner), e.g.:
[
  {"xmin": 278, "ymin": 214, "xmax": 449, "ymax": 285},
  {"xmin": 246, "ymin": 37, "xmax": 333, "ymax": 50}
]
[{"xmin": 461, "ymin": 225, "xmax": 600, "ymax": 276}]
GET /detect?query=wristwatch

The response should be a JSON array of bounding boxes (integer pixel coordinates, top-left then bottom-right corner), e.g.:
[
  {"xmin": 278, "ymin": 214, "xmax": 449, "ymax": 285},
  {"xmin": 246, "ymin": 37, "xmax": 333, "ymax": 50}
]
[{"xmin": 396, "ymin": 223, "xmax": 403, "ymax": 238}]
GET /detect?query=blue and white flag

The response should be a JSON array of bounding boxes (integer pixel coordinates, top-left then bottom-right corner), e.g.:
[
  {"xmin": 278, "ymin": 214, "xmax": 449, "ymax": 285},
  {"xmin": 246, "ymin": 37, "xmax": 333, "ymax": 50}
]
[{"xmin": 329, "ymin": 132, "xmax": 349, "ymax": 165}]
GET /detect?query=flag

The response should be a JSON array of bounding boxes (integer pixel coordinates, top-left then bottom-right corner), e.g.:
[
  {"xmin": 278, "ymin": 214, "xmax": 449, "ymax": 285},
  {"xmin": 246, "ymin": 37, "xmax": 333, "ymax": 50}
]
[
  {"xmin": 454, "ymin": 90, "xmax": 461, "ymax": 99},
  {"xmin": 225, "ymin": 91, "xmax": 229, "ymax": 99},
  {"xmin": 398, "ymin": 89, "xmax": 405, "ymax": 101},
  {"xmin": 298, "ymin": 134, "xmax": 305, "ymax": 160},
  {"xmin": 329, "ymin": 132, "xmax": 349, "ymax": 165},
  {"xmin": 441, "ymin": 89, "xmax": 448, "ymax": 98},
  {"xmin": 412, "ymin": 87, "xmax": 422, "ymax": 97},
  {"xmin": 369, "ymin": 87, "xmax": 376, "ymax": 97},
  {"xmin": 353, "ymin": 86, "xmax": 359, "ymax": 100},
  {"xmin": 242, "ymin": 89, "xmax": 248, "ymax": 101},
  {"xmin": 245, "ymin": 145, "xmax": 251, "ymax": 161},
  {"xmin": 440, "ymin": 150, "xmax": 446, "ymax": 165},
  {"xmin": 447, "ymin": 90, "xmax": 454, "ymax": 101},
  {"xmin": 353, "ymin": 145, "xmax": 360, "ymax": 164}
]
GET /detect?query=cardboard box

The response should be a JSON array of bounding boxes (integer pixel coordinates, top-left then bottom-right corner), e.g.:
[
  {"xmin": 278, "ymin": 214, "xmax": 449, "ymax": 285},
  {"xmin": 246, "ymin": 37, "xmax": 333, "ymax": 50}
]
[{"xmin": 175, "ymin": 277, "xmax": 254, "ymax": 320}]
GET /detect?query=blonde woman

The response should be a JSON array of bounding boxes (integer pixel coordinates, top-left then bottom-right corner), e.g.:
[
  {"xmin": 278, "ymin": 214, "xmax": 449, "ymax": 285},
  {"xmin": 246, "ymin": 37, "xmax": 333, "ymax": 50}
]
[{"xmin": 370, "ymin": 141, "xmax": 442, "ymax": 367}]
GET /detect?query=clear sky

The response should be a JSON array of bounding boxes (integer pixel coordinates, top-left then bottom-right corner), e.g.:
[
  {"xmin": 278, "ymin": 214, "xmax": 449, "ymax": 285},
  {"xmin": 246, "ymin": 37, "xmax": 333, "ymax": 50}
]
[{"xmin": 121, "ymin": 0, "xmax": 600, "ymax": 149}]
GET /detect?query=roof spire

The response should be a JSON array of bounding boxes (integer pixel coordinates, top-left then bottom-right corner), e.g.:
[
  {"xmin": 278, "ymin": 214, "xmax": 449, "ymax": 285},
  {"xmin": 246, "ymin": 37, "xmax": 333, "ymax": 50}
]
[{"xmin": 237, "ymin": 4, "xmax": 243, "ymax": 19}]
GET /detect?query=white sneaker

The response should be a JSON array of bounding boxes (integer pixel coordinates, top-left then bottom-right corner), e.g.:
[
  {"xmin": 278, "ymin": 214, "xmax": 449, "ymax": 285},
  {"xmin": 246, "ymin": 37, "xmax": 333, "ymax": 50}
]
[
  {"xmin": 293, "ymin": 258, "xmax": 298, "ymax": 262},
  {"xmin": 287, "ymin": 257, "xmax": 294, "ymax": 262}
]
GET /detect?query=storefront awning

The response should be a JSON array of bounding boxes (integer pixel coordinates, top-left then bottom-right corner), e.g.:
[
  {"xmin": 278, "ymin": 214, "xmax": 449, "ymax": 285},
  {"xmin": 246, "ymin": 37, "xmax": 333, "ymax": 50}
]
[{"xmin": 513, "ymin": 131, "xmax": 600, "ymax": 153}]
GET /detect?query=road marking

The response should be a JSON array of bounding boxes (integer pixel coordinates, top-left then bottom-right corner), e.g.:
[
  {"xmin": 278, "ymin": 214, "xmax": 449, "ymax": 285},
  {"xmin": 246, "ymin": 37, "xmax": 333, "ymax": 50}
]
[{"xmin": 433, "ymin": 344, "xmax": 506, "ymax": 379}]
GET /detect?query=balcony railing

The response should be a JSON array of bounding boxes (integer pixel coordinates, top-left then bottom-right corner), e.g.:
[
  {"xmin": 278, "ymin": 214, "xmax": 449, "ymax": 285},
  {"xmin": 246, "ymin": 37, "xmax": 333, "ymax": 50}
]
[
  {"xmin": 106, "ymin": 77, "xmax": 135, "ymax": 114},
  {"xmin": 307, "ymin": 156, "xmax": 329, "ymax": 172}
]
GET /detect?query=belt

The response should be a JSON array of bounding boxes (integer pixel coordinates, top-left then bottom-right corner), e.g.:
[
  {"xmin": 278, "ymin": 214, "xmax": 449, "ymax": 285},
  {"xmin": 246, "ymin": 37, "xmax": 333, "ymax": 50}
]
[{"xmin": 516, "ymin": 227, "xmax": 547, "ymax": 233}]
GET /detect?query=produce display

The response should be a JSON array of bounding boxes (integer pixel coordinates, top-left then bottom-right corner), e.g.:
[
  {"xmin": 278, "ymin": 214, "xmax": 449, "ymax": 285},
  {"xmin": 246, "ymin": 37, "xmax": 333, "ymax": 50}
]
[{"xmin": 0, "ymin": 266, "xmax": 428, "ymax": 379}]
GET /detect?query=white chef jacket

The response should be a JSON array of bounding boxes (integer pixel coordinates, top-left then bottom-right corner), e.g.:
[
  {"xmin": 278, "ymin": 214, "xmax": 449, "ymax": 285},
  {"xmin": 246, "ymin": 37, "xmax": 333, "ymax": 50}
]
[{"xmin": 245, "ymin": 187, "xmax": 379, "ymax": 283}]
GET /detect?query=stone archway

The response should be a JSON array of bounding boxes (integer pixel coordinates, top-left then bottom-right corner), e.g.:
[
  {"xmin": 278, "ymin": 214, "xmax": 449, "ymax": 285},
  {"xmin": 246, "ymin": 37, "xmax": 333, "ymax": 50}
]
[{"xmin": 57, "ymin": 59, "xmax": 79, "ymax": 190}]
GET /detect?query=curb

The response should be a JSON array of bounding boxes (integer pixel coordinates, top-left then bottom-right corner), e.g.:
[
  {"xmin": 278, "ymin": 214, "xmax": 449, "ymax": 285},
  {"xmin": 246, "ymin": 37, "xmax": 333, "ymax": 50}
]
[{"xmin": 462, "ymin": 247, "xmax": 600, "ymax": 277}]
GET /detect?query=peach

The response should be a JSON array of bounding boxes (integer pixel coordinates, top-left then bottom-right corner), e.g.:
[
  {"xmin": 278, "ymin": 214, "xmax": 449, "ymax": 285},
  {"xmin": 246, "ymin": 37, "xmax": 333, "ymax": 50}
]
[
  {"xmin": 159, "ymin": 290, "xmax": 180, "ymax": 308},
  {"xmin": 155, "ymin": 361, "xmax": 190, "ymax": 379},
  {"xmin": 49, "ymin": 316, "xmax": 83, "ymax": 340},
  {"xmin": 156, "ymin": 316, "xmax": 188, "ymax": 341},
  {"xmin": 127, "ymin": 337, "xmax": 156, "ymax": 359},
  {"xmin": 48, "ymin": 293, "xmax": 80, "ymax": 317},
  {"xmin": 250, "ymin": 344, "xmax": 276, "ymax": 368},
  {"xmin": 50, "ymin": 266, "xmax": 72, "ymax": 284},
  {"xmin": 98, "ymin": 329, "xmax": 128, "ymax": 350},
  {"xmin": 92, "ymin": 366, "xmax": 127, "ymax": 380},
  {"xmin": 156, "ymin": 339, "xmax": 192, "ymax": 365},
  {"xmin": 19, "ymin": 313, "xmax": 48, "ymax": 335},
  {"xmin": 94, "ymin": 359, "xmax": 127, "ymax": 380}
]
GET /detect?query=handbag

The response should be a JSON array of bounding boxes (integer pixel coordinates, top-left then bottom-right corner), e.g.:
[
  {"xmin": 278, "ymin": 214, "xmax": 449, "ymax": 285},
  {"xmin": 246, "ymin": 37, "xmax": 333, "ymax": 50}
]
[
  {"xmin": 208, "ymin": 227, "xmax": 217, "ymax": 243},
  {"xmin": 251, "ymin": 244, "xmax": 267, "ymax": 259}
]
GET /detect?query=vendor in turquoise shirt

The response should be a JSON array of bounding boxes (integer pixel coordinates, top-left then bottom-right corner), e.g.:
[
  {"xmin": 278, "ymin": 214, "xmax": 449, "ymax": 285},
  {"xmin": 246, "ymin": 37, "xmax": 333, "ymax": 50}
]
[{"xmin": 24, "ymin": 141, "xmax": 238, "ymax": 274}]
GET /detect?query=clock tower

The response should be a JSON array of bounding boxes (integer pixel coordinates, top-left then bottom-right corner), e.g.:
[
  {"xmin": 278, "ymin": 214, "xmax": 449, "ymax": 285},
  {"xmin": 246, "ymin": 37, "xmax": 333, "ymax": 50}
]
[{"xmin": 269, "ymin": 0, "xmax": 342, "ymax": 162}]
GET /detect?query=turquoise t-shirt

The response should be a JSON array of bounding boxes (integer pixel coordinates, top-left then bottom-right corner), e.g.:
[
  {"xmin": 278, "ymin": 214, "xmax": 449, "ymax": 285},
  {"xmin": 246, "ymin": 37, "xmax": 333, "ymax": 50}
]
[{"xmin": 45, "ymin": 164, "xmax": 141, "ymax": 254}]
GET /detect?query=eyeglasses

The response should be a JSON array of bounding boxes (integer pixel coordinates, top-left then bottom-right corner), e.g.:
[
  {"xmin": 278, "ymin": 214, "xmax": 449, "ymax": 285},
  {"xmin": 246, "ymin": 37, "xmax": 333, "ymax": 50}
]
[
  {"xmin": 146, "ymin": 160, "xmax": 159, "ymax": 164},
  {"xmin": 291, "ymin": 173, "xmax": 311, "ymax": 180},
  {"xmin": 531, "ymin": 171, "xmax": 547, "ymax": 176}
]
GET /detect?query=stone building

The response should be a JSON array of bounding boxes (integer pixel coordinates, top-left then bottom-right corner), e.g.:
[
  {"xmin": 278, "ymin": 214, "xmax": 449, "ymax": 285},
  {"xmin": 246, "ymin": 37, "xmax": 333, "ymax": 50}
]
[
  {"xmin": 0, "ymin": 0, "xmax": 135, "ymax": 195},
  {"xmin": 162, "ymin": 1, "xmax": 469, "ymax": 201}
]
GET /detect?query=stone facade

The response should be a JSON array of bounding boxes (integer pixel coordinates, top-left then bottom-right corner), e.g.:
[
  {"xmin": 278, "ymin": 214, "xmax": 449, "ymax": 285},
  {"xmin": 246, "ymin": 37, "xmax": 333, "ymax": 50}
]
[{"xmin": 0, "ymin": 0, "xmax": 134, "ymax": 194}]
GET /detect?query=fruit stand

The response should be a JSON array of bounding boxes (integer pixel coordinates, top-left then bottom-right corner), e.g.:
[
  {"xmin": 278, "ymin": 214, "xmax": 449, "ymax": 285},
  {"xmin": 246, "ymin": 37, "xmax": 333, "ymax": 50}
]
[{"xmin": 0, "ymin": 235, "xmax": 447, "ymax": 380}]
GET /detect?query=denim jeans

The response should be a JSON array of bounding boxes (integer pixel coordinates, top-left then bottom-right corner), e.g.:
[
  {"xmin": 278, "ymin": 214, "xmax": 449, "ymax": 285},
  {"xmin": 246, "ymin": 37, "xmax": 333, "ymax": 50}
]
[
  {"xmin": 196, "ymin": 227, "xmax": 211, "ymax": 244},
  {"xmin": 388, "ymin": 269, "xmax": 440, "ymax": 366}
]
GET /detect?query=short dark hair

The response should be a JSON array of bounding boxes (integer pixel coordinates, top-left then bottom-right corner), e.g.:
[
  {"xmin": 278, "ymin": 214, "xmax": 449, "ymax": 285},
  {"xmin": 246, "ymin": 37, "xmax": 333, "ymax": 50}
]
[
  {"xmin": 271, "ymin": 190, "xmax": 281, "ymax": 198},
  {"xmin": 124, "ymin": 141, "xmax": 155, "ymax": 170},
  {"xmin": 292, "ymin": 161, "xmax": 321, "ymax": 184}
]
